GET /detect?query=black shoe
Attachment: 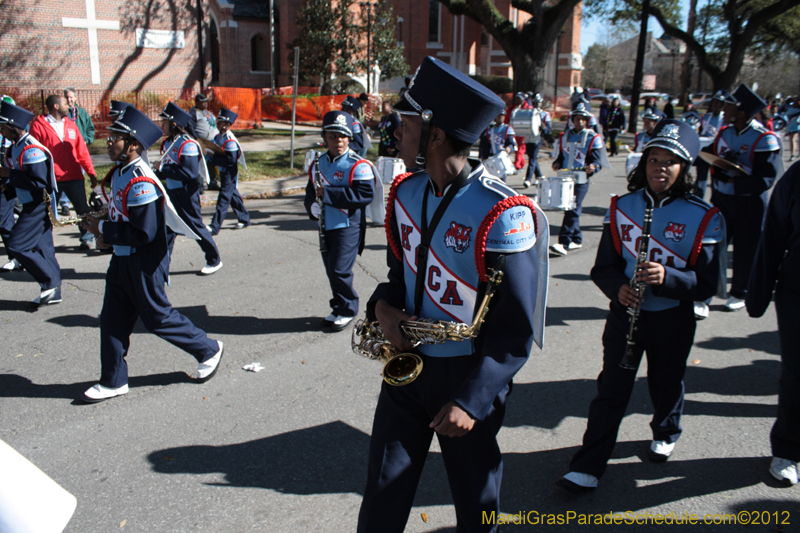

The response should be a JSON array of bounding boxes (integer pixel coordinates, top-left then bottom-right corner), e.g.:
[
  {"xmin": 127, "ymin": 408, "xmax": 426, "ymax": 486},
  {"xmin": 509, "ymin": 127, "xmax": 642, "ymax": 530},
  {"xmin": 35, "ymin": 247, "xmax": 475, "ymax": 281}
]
[
  {"xmin": 320, "ymin": 313, "xmax": 336, "ymax": 327},
  {"xmin": 79, "ymin": 241, "xmax": 91, "ymax": 251},
  {"xmin": 33, "ymin": 286, "xmax": 62, "ymax": 307}
]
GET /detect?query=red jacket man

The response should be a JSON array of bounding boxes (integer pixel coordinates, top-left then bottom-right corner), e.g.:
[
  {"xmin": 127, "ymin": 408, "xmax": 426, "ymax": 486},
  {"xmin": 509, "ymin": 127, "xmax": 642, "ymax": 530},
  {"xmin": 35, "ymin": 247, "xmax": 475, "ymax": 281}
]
[{"xmin": 28, "ymin": 94, "xmax": 97, "ymax": 249}]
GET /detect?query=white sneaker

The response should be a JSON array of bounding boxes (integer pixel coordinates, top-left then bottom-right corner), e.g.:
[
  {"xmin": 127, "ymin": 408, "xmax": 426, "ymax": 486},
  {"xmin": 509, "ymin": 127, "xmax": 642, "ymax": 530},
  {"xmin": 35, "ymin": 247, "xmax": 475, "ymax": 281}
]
[
  {"xmin": 82, "ymin": 383, "xmax": 129, "ymax": 403},
  {"xmin": 197, "ymin": 341, "xmax": 224, "ymax": 382},
  {"xmin": 770, "ymin": 457, "xmax": 799, "ymax": 485},
  {"xmin": 1, "ymin": 258, "xmax": 21, "ymax": 271},
  {"xmin": 200, "ymin": 261, "xmax": 223, "ymax": 275},
  {"xmin": 235, "ymin": 222, "xmax": 248, "ymax": 229},
  {"xmin": 694, "ymin": 301, "xmax": 709, "ymax": 320},
  {"xmin": 523, "ymin": 180, "xmax": 531, "ymax": 188},
  {"xmin": 331, "ymin": 315, "xmax": 355, "ymax": 332},
  {"xmin": 550, "ymin": 243, "xmax": 568, "ymax": 256},
  {"xmin": 557, "ymin": 471, "xmax": 598, "ymax": 493},
  {"xmin": 649, "ymin": 440, "xmax": 675, "ymax": 462},
  {"xmin": 725, "ymin": 296, "xmax": 745, "ymax": 312},
  {"xmin": 567, "ymin": 242, "xmax": 582, "ymax": 251},
  {"xmin": 320, "ymin": 313, "xmax": 337, "ymax": 327}
]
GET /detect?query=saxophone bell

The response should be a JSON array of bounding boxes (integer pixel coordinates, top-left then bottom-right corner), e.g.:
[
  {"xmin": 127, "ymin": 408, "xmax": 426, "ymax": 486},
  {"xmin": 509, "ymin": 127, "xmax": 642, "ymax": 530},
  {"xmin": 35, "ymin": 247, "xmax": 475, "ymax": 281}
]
[{"xmin": 351, "ymin": 319, "xmax": 424, "ymax": 386}]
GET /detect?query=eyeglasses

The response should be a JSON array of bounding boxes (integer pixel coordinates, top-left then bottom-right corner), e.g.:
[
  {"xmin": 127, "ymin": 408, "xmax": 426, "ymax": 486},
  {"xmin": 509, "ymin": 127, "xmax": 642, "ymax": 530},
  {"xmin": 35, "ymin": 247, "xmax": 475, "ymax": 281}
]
[{"xmin": 106, "ymin": 135, "xmax": 126, "ymax": 143}]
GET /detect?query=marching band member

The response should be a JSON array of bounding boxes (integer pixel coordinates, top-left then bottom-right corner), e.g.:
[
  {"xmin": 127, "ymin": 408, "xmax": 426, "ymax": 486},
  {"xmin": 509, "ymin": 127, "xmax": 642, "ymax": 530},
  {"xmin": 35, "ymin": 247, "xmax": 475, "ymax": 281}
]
[
  {"xmin": 0, "ymin": 101, "xmax": 61, "ymax": 305},
  {"xmin": 747, "ymin": 160, "xmax": 800, "ymax": 486},
  {"xmin": 157, "ymin": 102, "xmax": 222, "ymax": 275},
  {"xmin": 550, "ymin": 102, "xmax": 609, "ymax": 256},
  {"xmin": 357, "ymin": 57, "xmax": 548, "ymax": 533},
  {"xmin": 558, "ymin": 120, "xmax": 726, "ymax": 493},
  {"xmin": 634, "ymin": 110, "xmax": 660, "ymax": 152},
  {"xmin": 341, "ymin": 96, "xmax": 372, "ymax": 158},
  {"xmin": 522, "ymin": 93, "xmax": 552, "ymax": 189},
  {"xmin": 706, "ymin": 84, "xmax": 783, "ymax": 312},
  {"xmin": 478, "ymin": 109, "xmax": 517, "ymax": 181},
  {"xmin": 80, "ymin": 107, "xmax": 223, "ymax": 403},
  {"xmin": 0, "ymin": 95, "xmax": 21, "ymax": 272},
  {"xmin": 207, "ymin": 108, "xmax": 250, "ymax": 235},
  {"xmin": 303, "ymin": 110, "xmax": 376, "ymax": 332}
]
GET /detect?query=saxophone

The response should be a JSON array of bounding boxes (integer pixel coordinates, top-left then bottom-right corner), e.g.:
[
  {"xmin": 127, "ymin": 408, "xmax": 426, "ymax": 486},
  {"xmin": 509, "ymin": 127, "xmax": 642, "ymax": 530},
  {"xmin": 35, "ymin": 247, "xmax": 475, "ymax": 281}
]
[
  {"xmin": 44, "ymin": 189, "xmax": 108, "ymax": 227},
  {"xmin": 352, "ymin": 267, "xmax": 504, "ymax": 386},
  {"xmin": 619, "ymin": 206, "xmax": 653, "ymax": 370},
  {"xmin": 313, "ymin": 152, "xmax": 327, "ymax": 253}
]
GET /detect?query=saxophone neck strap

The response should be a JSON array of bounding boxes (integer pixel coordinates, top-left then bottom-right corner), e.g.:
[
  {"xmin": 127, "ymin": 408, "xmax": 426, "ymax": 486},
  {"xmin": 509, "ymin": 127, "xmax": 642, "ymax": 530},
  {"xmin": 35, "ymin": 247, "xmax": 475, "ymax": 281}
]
[{"xmin": 413, "ymin": 161, "xmax": 470, "ymax": 316}]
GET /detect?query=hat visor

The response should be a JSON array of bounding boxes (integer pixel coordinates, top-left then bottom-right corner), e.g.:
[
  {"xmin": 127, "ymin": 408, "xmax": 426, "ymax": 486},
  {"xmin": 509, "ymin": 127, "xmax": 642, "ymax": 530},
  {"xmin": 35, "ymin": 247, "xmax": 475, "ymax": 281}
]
[
  {"xmin": 158, "ymin": 112, "xmax": 173, "ymax": 121},
  {"xmin": 644, "ymin": 139, "xmax": 693, "ymax": 163},
  {"xmin": 322, "ymin": 125, "xmax": 353, "ymax": 138},
  {"xmin": 392, "ymin": 97, "xmax": 419, "ymax": 115}
]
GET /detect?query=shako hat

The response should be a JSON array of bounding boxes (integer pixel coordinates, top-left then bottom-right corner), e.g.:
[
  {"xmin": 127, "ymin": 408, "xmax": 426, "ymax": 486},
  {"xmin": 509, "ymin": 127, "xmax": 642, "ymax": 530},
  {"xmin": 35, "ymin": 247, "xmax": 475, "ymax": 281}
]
[
  {"xmin": 641, "ymin": 109, "xmax": 662, "ymax": 121},
  {"xmin": 644, "ymin": 119, "xmax": 700, "ymax": 163},
  {"xmin": 109, "ymin": 106, "xmax": 163, "ymax": 150},
  {"xmin": 393, "ymin": 56, "xmax": 504, "ymax": 144},
  {"xmin": 341, "ymin": 96, "xmax": 361, "ymax": 110},
  {"xmin": 322, "ymin": 110, "xmax": 354, "ymax": 138},
  {"xmin": 217, "ymin": 108, "xmax": 238, "ymax": 124},
  {"xmin": 731, "ymin": 84, "xmax": 767, "ymax": 120},
  {"xmin": 0, "ymin": 101, "xmax": 34, "ymax": 128},
  {"xmin": 570, "ymin": 102, "xmax": 593, "ymax": 119},
  {"xmin": 159, "ymin": 102, "xmax": 193, "ymax": 129},
  {"xmin": 109, "ymin": 100, "xmax": 131, "ymax": 117},
  {"xmin": 195, "ymin": 93, "xmax": 210, "ymax": 102},
  {"xmin": 530, "ymin": 93, "xmax": 544, "ymax": 103}
]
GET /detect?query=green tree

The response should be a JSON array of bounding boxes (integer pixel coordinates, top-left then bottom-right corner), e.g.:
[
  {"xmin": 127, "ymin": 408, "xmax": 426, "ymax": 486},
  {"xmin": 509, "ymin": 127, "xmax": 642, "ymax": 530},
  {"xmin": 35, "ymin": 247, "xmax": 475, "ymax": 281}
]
[
  {"xmin": 437, "ymin": 0, "xmax": 585, "ymax": 92},
  {"xmin": 357, "ymin": 0, "xmax": 409, "ymax": 81},
  {"xmin": 751, "ymin": 5, "xmax": 800, "ymax": 93},
  {"xmin": 291, "ymin": 0, "xmax": 340, "ymax": 82},
  {"xmin": 585, "ymin": 0, "xmax": 800, "ymax": 91}
]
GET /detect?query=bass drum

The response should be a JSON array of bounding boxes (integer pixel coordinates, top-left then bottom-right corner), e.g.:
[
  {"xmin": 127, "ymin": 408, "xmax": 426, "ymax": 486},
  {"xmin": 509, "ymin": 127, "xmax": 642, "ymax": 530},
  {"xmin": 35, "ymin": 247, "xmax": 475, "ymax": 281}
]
[{"xmin": 510, "ymin": 108, "xmax": 534, "ymax": 137}]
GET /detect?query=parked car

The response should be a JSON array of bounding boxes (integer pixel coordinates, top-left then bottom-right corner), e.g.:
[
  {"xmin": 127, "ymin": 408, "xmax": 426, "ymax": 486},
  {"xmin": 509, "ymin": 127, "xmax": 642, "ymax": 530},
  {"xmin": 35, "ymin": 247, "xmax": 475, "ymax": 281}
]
[
  {"xmin": 585, "ymin": 88, "xmax": 603, "ymax": 98},
  {"xmin": 639, "ymin": 92, "xmax": 670, "ymax": 102},
  {"xmin": 591, "ymin": 93, "xmax": 631, "ymax": 107}
]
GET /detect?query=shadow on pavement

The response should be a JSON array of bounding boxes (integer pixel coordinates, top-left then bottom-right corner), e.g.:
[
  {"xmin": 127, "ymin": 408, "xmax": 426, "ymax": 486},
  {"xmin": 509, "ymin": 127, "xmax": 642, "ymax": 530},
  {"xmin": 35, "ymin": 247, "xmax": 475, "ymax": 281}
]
[
  {"xmin": 0, "ymin": 371, "xmax": 193, "ymax": 399},
  {"xmin": 176, "ymin": 305, "xmax": 322, "ymax": 335}
]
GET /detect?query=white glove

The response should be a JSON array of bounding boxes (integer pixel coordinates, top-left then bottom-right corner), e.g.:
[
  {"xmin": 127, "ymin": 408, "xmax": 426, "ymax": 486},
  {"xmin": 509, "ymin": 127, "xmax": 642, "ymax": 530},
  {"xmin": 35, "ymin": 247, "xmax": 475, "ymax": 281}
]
[{"xmin": 310, "ymin": 202, "xmax": 322, "ymax": 219}]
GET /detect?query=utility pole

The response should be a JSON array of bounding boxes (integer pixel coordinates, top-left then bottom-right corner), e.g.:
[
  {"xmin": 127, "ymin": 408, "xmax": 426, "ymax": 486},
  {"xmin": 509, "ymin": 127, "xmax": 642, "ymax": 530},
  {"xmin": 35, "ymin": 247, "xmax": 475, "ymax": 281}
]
[{"xmin": 628, "ymin": 0, "xmax": 650, "ymax": 135}]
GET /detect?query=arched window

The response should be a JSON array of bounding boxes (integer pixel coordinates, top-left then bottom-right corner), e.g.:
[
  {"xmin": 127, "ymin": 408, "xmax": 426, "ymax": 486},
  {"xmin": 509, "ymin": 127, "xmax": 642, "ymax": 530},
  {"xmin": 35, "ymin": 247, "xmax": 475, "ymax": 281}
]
[{"xmin": 251, "ymin": 34, "xmax": 269, "ymax": 72}]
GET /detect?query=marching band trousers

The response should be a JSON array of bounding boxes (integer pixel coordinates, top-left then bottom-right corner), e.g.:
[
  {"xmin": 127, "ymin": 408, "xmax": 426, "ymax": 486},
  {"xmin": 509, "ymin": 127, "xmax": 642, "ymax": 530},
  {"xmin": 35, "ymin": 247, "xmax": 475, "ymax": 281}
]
[
  {"xmin": 321, "ymin": 225, "xmax": 360, "ymax": 318},
  {"xmin": 7, "ymin": 200, "xmax": 61, "ymax": 290},
  {"xmin": 358, "ymin": 354, "xmax": 507, "ymax": 533},
  {"xmin": 525, "ymin": 142, "xmax": 543, "ymax": 181},
  {"xmin": 569, "ymin": 302, "xmax": 695, "ymax": 479},
  {"xmin": 710, "ymin": 190, "xmax": 766, "ymax": 300},
  {"xmin": 209, "ymin": 174, "xmax": 249, "ymax": 234},
  {"xmin": 99, "ymin": 253, "xmax": 219, "ymax": 389},
  {"xmin": 771, "ymin": 287, "xmax": 800, "ymax": 462},
  {"xmin": 0, "ymin": 192, "xmax": 15, "ymax": 261},
  {"xmin": 166, "ymin": 182, "xmax": 221, "ymax": 267},
  {"xmin": 558, "ymin": 181, "xmax": 590, "ymax": 246}
]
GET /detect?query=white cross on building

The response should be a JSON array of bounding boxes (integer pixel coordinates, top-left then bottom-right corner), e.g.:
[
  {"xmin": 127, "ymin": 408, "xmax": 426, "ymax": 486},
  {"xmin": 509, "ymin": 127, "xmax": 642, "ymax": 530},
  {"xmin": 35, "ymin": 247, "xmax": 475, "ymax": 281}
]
[{"xmin": 62, "ymin": 0, "xmax": 120, "ymax": 85}]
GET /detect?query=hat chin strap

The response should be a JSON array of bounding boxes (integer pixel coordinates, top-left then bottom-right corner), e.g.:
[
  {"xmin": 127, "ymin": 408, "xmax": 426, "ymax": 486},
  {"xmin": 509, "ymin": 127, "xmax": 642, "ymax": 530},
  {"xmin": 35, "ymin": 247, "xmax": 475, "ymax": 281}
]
[{"xmin": 415, "ymin": 110, "xmax": 433, "ymax": 168}]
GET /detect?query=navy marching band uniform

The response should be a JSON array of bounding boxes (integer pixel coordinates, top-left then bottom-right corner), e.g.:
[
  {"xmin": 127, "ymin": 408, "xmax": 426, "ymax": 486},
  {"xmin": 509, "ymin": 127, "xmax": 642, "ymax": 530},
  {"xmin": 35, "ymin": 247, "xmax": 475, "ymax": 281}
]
[
  {"xmin": 158, "ymin": 102, "xmax": 222, "ymax": 275},
  {"xmin": 746, "ymin": 160, "xmax": 800, "ymax": 485},
  {"xmin": 551, "ymin": 103, "xmax": 608, "ymax": 255},
  {"xmin": 303, "ymin": 111, "xmax": 376, "ymax": 330},
  {"xmin": 707, "ymin": 85, "xmax": 782, "ymax": 309},
  {"xmin": 478, "ymin": 116, "xmax": 516, "ymax": 160},
  {"xmin": 560, "ymin": 120, "xmax": 726, "ymax": 492},
  {"xmin": 342, "ymin": 96, "xmax": 372, "ymax": 157},
  {"xmin": 357, "ymin": 57, "xmax": 549, "ymax": 533},
  {"xmin": 693, "ymin": 90, "xmax": 728, "ymax": 197},
  {"xmin": 82, "ymin": 107, "xmax": 223, "ymax": 403},
  {"xmin": 0, "ymin": 101, "xmax": 62, "ymax": 305},
  {"xmin": 208, "ymin": 108, "xmax": 250, "ymax": 234}
]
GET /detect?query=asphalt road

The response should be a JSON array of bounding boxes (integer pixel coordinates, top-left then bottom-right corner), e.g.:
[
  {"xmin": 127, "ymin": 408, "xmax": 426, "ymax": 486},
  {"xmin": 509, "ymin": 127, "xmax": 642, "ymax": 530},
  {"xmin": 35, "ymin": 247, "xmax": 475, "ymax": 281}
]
[{"xmin": 1, "ymin": 151, "xmax": 798, "ymax": 532}]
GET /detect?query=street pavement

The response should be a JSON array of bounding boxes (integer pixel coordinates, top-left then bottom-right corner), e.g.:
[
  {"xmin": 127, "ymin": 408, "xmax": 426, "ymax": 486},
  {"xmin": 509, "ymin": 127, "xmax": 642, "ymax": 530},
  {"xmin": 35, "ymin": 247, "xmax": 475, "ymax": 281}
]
[{"xmin": 1, "ymin": 147, "xmax": 798, "ymax": 532}]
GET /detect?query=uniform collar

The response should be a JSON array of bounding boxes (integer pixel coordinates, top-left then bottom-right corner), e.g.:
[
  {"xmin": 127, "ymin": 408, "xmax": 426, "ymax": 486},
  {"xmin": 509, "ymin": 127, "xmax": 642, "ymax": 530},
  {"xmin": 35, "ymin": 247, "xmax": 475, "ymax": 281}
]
[
  {"xmin": 120, "ymin": 157, "xmax": 142, "ymax": 173},
  {"xmin": 325, "ymin": 149, "xmax": 351, "ymax": 162},
  {"xmin": 15, "ymin": 133, "xmax": 30, "ymax": 147},
  {"xmin": 643, "ymin": 187, "xmax": 677, "ymax": 208}
]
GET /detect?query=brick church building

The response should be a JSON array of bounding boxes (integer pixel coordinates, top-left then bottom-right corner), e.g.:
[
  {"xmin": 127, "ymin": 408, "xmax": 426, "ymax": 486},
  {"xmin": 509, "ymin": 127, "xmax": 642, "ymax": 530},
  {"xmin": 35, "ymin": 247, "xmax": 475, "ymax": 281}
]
[{"xmin": 1, "ymin": 0, "xmax": 582, "ymax": 99}]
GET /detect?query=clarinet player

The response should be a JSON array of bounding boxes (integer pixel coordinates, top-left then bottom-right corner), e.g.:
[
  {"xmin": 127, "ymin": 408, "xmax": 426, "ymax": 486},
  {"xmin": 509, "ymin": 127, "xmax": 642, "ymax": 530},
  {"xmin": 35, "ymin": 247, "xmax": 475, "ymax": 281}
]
[{"xmin": 558, "ymin": 120, "xmax": 727, "ymax": 493}]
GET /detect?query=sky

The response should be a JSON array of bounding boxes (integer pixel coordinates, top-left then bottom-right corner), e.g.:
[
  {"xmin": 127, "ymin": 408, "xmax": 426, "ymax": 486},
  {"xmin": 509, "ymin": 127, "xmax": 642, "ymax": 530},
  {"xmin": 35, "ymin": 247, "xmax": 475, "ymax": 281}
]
[{"xmin": 580, "ymin": 1, "xmax": 692, "ymax": 54}]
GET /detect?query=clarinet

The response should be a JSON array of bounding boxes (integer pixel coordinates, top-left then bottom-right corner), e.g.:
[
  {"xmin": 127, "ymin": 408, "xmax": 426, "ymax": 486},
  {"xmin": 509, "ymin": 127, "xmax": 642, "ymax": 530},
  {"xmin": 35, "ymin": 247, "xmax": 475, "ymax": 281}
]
[
  {"xmin": 313, "ymin": 152, "xmax": 327, "ymax": 253},
  {"xmin": 619, "ymin": 206, "xmax": 653, "ymax": 370}
]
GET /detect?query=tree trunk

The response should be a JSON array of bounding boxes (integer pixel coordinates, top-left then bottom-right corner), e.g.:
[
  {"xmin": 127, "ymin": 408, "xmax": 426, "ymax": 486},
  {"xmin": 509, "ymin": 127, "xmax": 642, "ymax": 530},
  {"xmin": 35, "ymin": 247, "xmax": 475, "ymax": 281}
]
[
  {"xmin": 509, "ymin": 50, "xmax": 544, "ymax": 93},
  {"xmin": 629, "ymin": 0, "xmax": 650, "ymax": 135}
]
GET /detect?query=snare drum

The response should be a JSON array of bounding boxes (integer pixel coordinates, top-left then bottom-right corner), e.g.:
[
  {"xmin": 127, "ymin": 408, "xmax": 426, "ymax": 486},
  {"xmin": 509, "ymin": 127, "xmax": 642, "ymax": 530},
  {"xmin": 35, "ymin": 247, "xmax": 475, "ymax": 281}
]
[
  {"xmin": 484, "ymin": 151, "xmax": 515, "ymax": 180},
  {"xmin": 510, "ymin": 108, "xmax": 534, "ymax": 137},
  {"xmin": 625, "ymin": 153, "xmax": 642, "ymax": 176},
  {"xmin": 303, "ymin": 150, "xmax": 319, "ymax": 173},
  {"xmin": 376, "ymin": 156, "xmax": 406, "ymax": 184},
  {"xmin": 559, "ymin": 169, "xmax": 587, "ymax": 184},
  {"xmin": 537, "ymin": 176, "xmax": 576, "ymax": 210}
]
